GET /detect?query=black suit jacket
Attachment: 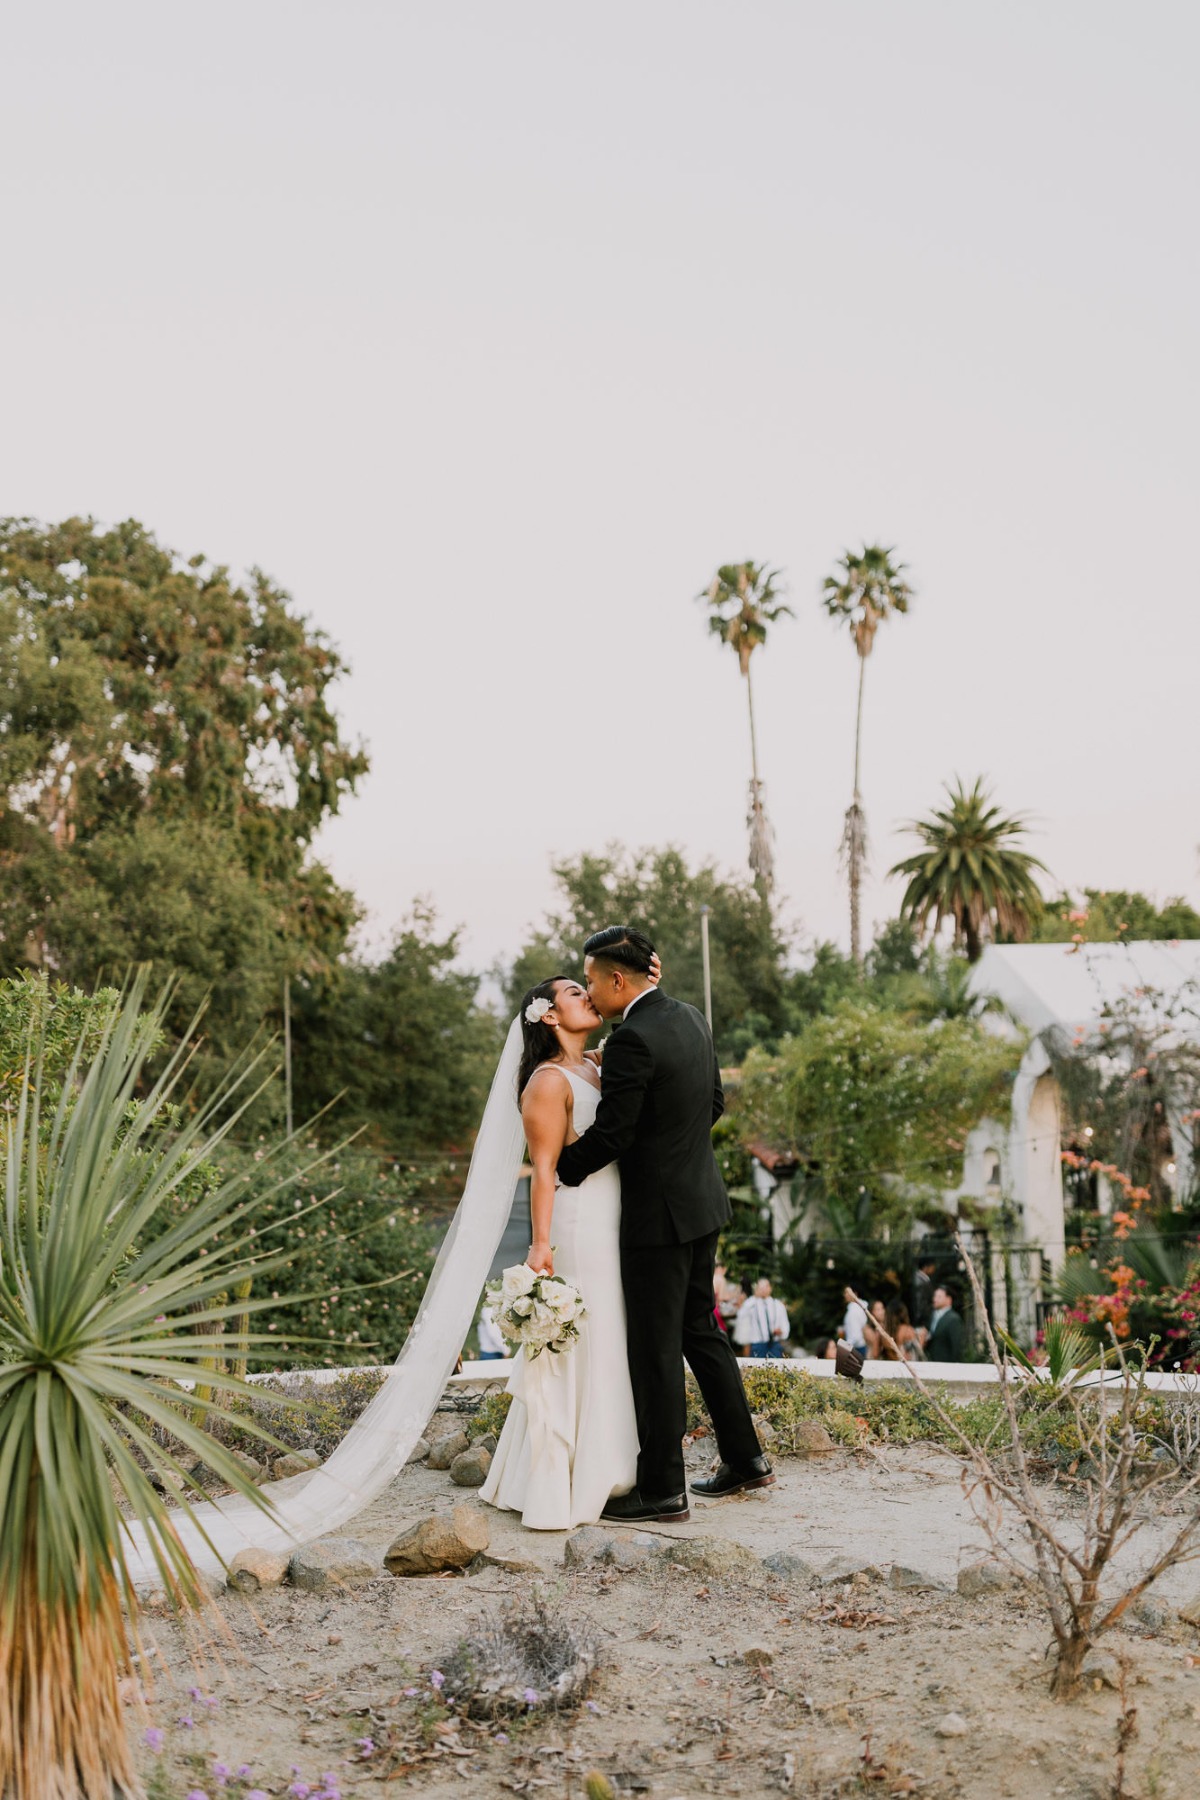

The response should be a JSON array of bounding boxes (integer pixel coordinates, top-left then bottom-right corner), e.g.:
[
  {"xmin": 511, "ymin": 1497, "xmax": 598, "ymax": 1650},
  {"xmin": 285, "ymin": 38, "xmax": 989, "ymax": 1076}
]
[
  {"xmin": 555, "ymin": 988, "xmax": 729, "ymax": 1250},
  {"xmin": 925, "ymin": 1307, "xmax": 965, "ymax": 1362}
]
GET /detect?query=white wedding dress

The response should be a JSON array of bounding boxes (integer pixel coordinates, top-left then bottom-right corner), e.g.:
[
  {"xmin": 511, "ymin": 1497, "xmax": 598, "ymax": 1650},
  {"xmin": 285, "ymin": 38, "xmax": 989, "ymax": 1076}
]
[{"xmin": 480, "ymin": 1068, "xmax": 639, "ymax": 1530}]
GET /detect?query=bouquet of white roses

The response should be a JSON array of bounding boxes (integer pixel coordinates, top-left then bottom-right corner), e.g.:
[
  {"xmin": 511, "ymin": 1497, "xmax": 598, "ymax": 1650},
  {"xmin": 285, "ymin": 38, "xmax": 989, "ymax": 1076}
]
[{"xmin": 483, "ymin": 1262, "xmax": 586, "ymax": 1360}]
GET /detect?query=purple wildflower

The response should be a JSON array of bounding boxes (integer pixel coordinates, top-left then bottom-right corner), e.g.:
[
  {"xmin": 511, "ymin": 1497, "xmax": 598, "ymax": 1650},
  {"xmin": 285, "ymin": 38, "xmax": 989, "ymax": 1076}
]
[
  {"xmin": 401, "ymin": 1687, "xmax": 417, "ymax": 1698},
  {"xmin": 289, "ymin": 1784, "xmax": 311, "ymax": 1799},
  {"xmin": 212, "ymin": 1764, "xmax": 230, "ymax": 1787},
  {"xmin": 247, "ymin": 1792, "xmax": 269, "ymax": 1800},
  {"xmin": 356, "ymin": 1738, "xmax": 375, "ymax": 1756},
  {"xmin": 494, "ymin": 1732, "xmax": 509, "ymax": 1745},
  {"xmin": 586, "ymin": 1700, "xmax": 601, "ymax": 1714},
  {"xmin": 177, "ymin": 1716, "xmax": 195, "ymax": 1730},
  {"xmin": 186, "ymin": 1791, "xmax": 208, "ymax": 1800},
  {"xmin": 523, "ymin": 1688, "xmax": 539, "ymax": 1706},
  {"xmin": 429, "ymin": 1669, "xmax": 445, "ymax": 1691},
  {"xmin": 142, "ymin": 1727, "xmax": 165, "ymax": 1753},
  {"xmin": 237, "ymin": 1770, "xmax": 253, "ymax": 1783}
]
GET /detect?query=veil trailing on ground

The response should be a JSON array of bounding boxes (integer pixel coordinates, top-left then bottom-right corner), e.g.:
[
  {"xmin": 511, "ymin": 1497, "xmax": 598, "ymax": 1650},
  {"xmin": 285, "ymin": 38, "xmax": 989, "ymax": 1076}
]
[{"xmin": 125, "ymin": 1018, "xmax": 527, "ymax": 1584}]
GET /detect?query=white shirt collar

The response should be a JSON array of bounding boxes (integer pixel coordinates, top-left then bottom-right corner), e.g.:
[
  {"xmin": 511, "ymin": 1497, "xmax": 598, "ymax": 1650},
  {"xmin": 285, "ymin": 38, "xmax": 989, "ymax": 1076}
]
[{"xmin": 622, "ymin": 987, "xmax": 654, "ymax": 1020}]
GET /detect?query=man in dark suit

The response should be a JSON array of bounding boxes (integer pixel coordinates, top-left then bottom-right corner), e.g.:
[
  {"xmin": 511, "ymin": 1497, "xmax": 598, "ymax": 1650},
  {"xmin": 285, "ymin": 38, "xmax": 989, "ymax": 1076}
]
[
  {"xmin": 924, "ymin": 1284, "xmax": 966, "ymax": 1362},
  {"xmin": 556, "ymin": 926, "xmax": 769, "ymax": 1523}
]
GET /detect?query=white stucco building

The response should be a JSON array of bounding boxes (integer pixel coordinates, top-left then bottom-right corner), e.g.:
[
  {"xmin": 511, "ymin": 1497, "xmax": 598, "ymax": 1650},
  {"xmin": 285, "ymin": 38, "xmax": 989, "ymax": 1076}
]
[{"xmin": 968, "ymin": 940, "xmax": 1200, "ymax": 1269}]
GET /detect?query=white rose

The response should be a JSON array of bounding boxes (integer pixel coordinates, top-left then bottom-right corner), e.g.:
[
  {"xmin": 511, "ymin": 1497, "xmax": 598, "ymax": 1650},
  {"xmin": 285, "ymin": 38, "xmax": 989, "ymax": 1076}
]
[
  {"xmin": 502, "ymin": 1264, "xmax": 536, "ymax": 1302},
  {"xmin": 512, "ymin": 1296, "xmax": 533, "ymax": 1317}
]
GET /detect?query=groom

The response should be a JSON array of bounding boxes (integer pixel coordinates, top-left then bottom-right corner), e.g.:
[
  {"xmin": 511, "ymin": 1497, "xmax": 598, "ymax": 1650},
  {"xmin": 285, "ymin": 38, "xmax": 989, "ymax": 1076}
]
[{"xmin": 556, "ymin": 925, "xmax": 772, "ymax": 1523}]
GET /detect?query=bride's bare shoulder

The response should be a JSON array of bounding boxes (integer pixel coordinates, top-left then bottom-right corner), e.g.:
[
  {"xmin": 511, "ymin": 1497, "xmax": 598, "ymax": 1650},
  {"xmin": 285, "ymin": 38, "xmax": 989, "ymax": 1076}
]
[{"xmin": 521, "ymin": 1063, "xmax": 572, "ymax": 1109}]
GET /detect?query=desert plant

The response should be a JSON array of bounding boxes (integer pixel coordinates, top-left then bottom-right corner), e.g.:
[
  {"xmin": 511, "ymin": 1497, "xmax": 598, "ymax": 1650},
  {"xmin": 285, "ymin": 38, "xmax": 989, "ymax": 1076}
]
[
  {"xmin": 851, "ymin": 1248, "xmax": 1200, "ymax": 1699},
  {"xmin": 0, "ymin": 979, "xmax": 333, "ymax": 1800}
]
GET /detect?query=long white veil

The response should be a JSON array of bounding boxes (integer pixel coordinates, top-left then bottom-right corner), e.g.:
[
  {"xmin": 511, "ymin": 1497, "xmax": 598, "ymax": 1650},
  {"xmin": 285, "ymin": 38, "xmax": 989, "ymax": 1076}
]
[{"xmin": 126, "ymin": 1017, "xmax": 526, "ymax": 1584}]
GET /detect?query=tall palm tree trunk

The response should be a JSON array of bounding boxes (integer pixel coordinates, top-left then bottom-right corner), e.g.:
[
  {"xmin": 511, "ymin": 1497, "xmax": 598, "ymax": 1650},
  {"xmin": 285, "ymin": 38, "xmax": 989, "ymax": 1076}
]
[
  {"xmin": 843, "ymin": 655, "xmax": 868, "ymax": 965},
  {"xmin": 744, "ymin": 663, "xmax": 773, "ymax": 898}
]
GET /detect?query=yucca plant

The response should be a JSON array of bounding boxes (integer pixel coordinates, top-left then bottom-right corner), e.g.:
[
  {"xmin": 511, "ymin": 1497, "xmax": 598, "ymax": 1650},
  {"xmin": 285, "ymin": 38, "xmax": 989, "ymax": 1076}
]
[
  {"xmin": 1000, "ymin": 1314, "xmax": 1108, "ymax": 1387},
  {"xmin": 0, "ymin": 978, "xmax": 331, "ymax": 1800}
]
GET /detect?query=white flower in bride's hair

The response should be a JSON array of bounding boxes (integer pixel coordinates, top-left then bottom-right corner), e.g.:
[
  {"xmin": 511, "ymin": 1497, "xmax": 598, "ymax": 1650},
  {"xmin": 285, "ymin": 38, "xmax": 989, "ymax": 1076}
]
[{"xmin": 524, "ymin": 996, "xmax": 553, "ymax": 1025}]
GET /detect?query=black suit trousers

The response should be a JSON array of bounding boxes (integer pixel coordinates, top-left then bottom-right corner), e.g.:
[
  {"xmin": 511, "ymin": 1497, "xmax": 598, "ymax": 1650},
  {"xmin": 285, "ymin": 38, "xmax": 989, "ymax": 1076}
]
[{"xmin": 620, "ymin": 1228, "xmax": 762, "ymax": 1497}]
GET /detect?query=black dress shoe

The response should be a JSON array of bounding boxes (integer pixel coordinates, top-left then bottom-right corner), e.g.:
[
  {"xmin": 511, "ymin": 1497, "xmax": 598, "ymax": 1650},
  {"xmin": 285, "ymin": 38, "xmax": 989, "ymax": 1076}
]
[
  {"xmin": 690, "ymin": 1455, "xmax": 776, "ymax": 1498},
  {"xmin": 601, "ymin": 1488, "xmax": 690, "ymax": 1524}
]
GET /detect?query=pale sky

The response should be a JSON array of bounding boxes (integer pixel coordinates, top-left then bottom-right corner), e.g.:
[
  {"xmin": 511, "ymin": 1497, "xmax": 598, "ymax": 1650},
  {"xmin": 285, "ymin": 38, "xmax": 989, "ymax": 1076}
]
[{"xmin": 4, "ymin": 4, "xmax": 1197, "ymax": 973}]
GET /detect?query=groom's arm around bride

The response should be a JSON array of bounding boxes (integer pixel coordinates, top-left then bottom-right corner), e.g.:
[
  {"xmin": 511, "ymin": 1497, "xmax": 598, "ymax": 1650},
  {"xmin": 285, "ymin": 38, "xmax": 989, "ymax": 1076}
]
[{"xmin": 556, "ymin": 926, "xmax": 770, "ymax": 1519}]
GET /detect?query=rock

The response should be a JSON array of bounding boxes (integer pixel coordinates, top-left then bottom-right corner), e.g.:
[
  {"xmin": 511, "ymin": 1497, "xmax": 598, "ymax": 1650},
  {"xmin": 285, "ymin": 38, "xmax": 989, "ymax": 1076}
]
[
  {"xmin": 819, "ymin": 1557, "xmax": 883, "ymax": 1588},
  {"xmin": 564, "ymin": 1526, "xmax": 615, "ymax": 1567},
  {"xmin": 384, "ymin": 1503, "xmax": 490, "ymax": 1576},
  {"xmin": 604, "ymin": 1532, "xmax": 659, "ymax": 1571},
  {"xmin": 1132, "ymin": 1593, "xmax": 1174, "ymax": 1632},
  {"xmin": 450, "ymin": 1446, "xmax": 492, "ymax": 1487},
  {"xmin": 889, "ymin": 1565, "xmax": 947, "ymax": 1593},
  {"xmin": 227, "ymin": 1547, "xmax": 291, "ymax": 1593},
  {"xmin": 936, "ymin": 1713, "xmax": 969, "ymax": 1738},
  {"xmin": 1081, "ymin": 1650, "xmax": 1120, "ymax": 1690},
  {"xmin": 288, "ymin": 1536, "xmax": 377, "ymax": 1592},
  {"xmin": 428, "ymin": 1431, "xmax": 471, "ymax": 1471},
  {"xmin": 792, "ymin": 1420, "xmax": 836, "ymax": 1458},
  {"xmin": 148, "ymin": 1467, "xmax": 185, "ymax": 1494},
  {"xmin": 956, "ymin": 1562, "xmax": 1012, "ymax": 1599},
  {"xmin": 272, "ymin": 1448, "xmax": 321, "ymax": 1480},
  {"xmin": 762, "ymin": 1551, "xmax": 819, "ymax": 1585},
  {"xmin": 406, "ymin": 1438, "xmax": 431, "ymax": 1464},
  {"xmin": 474, "ymin": 1432, "xmax": 498, "ymax": 1454},
  {"xmin": 741, "ymin": 1645, "xmax": 773, "ymax": 1669},
  {"xmin": 227, "ymin": 1447, "xmax": 267, "ymax": 1483},
  {"xmin": 1179, "ymin": 1592, "xmax": 1200, "ymax": 1628},
  {"xmin": 657, "ymin": 1537, "xmax": 767, "ymax": 1584},
  {"xmin": 750, "ymin": 1412, "xmax": 780, "ymax": 1453},
  {"xmin": 467, "ymin": 1551, "xmax": 539, "ymax": 1575}
]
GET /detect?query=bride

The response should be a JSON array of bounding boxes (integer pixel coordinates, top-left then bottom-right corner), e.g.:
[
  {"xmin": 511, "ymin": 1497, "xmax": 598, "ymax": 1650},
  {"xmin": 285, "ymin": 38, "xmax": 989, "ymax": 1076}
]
[{"xmin": 480, "ymin": 976, "xmax": 639, "ymax": 1529}]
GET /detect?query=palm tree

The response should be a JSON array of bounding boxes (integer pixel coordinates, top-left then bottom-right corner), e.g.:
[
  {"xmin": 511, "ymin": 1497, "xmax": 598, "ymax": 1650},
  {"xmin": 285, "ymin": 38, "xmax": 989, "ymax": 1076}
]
[
  {"xmin": 821, "ymin": 545, "xmax": 914, "ymax": 964},
  {"xmin": 889, "ymin": 777, "xmax": 1049, "ymax": 962},
  {"xmin": 698, "ymin": 562, "xmax": 792, "ymax": 897},
  {"xmin": 0, "ymin": 979, "xmax": 326, "ymax": 1800}
]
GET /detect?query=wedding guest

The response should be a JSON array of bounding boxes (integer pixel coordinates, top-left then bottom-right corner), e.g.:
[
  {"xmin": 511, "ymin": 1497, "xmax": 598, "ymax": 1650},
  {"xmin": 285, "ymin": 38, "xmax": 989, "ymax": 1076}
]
[
  {"xmin": 877, "ymin": 1299, "xmax": 923, "ymax": 1362},
  {"xmin": 863, "ymin": 1298, "xmax": 889, "ymax": 1359},
  {"xmin": 924, "ymin": 1285, "xmax": 966, "ymax": 1362},
  {"xmin": 839, "ymin": 1287, "xmax": 870, "ymax": 1359},
  {"xmin": 808, "ymin": 1336, "xmax": 840, "ymax": 1361},
  {"xmin": 476, "ymin": 1303, "xmax": 510, "ymax": 1361},
  {"xmin": 911, "ymin": 1255, "xmax": 937, "ymax": 1338},
  {"xmin": 733, "ymin": 1276, "xmax": 789, "ymax": 1358}
]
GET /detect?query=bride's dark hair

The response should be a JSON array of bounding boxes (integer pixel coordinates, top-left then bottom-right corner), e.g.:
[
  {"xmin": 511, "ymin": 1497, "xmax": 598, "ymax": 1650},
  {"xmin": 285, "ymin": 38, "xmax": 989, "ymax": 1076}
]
[{"xmin": 517, "ymin": 976, "xmax": 571, "ymax": 1099}]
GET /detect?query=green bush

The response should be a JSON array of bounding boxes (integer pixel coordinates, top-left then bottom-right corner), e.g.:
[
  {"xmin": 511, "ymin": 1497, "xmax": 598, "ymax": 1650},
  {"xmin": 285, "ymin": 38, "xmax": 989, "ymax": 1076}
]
[{"xmin": 467, "ymin": 1388, "xmax": 514, "ymax": 1442}]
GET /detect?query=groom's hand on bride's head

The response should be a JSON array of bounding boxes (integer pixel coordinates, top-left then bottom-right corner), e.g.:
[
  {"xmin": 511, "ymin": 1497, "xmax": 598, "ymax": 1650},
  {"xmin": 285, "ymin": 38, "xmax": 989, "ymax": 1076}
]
[{"xmin": 649, "ymin": 952, "xmax": 662, "ymax": 986}]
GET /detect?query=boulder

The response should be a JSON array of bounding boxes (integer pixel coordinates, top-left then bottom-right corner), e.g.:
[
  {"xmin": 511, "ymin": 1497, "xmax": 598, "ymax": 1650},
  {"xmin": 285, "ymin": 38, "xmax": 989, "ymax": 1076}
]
[
  {"xmin": 762, "ymin": 1550, "xmax": 819, "ymax": 1585},
  {"xmin": 227, "ymin": 1547, "xmax": 291, "ymax": 1593},
  {"xmin": 384, "ymin": 1504, "xmax": 490, "ymax": 1576},
  {"xmin": 564, "ymin": 1526, "xmax": 615, "ymax": 1568},
  {"xmin": 605, "ymin": 1532, "xmax": 659, "ymax": 1571},
  {"xmin": 428, "ymin": 1431, "xmax": 471, "ymax": 1471},
  {"xmin": 272, "ymin": 1448, "xmax": 321, "ymax": 1480},
  {"xmin": 750, "ymin": 1412, "xmax": 780, "ymax": 1453},
  {"xmin": 658, "ymin": 1536, "xmax": 766, "ymax": 1584},
  {"xmin": 1132, "ymin": 1593, "xmax": 1175, "ymax": 1633},
  {"xmin": 819, "ymin": 1557, "xmax": 883, "ymax": 1588},
  {"xmin": 474, "ymin": 1432, "xmax": 499, "ymax": 1455},
  {"xmin": 407, "ymin": 1438, "xmax": 431, "ymax": 1464},
  {"xmin": 1179, "ymin": 1592, "xmax": 1200, "ymax": 1628},
  {"xmin": 288, "ymin": 1537, "xmax": 377, "ymax": 1592},
  {"xmin": 957, "ymin": 1561, "xmax": 1012, "ymax": 1600},
  {"xmin": 194, "ymin": 1448, "xmax": 265, "ymax": 1486},
  {"xmin": 935, "ymin": 1713, "xmax": 969, "ymax": 1739},
  {"xmin": 889, "ymin": 1564, "xmax": 947, "ymax": 1593},
  {"xmin": 792, "ymin": 1420, "xmax": 837, "ymax": 1458},
  {"xmin": 450, "ymin": 1446, "xmax": 492, "ymax": 1487}
]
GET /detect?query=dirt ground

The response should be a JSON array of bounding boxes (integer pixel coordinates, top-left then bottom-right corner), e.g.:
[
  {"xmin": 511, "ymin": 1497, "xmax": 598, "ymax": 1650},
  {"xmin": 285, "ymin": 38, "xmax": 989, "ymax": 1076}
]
[{"xmin": 132, "ymin": 1435, "xmax": 1200, "ymax": 1800}]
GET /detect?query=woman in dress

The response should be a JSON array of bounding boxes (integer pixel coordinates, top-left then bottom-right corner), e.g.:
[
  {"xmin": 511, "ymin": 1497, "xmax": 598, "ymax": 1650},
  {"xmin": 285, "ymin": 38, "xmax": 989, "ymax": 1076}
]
[{"xmin": 479, "ymin": 976, "xmax": 640, "ymax": 1530}]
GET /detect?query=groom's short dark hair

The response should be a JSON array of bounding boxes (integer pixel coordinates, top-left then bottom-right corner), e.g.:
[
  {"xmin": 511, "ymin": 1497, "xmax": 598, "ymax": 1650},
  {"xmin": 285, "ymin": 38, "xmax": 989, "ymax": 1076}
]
[{"xmin": 583, "ymin": 925, "xmax": 656, "ymax": 975}]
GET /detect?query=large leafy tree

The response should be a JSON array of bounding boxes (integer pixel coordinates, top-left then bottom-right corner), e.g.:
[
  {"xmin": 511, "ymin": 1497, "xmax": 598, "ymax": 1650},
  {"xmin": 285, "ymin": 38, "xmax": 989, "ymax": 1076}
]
[
  {"xmin": 736, "ymin": 999, "xmax": 1021, "ymax": 1230},
  {"xmin": 697, "ymin": 562, "xmax": 792, "ymax": 898},
  {"xmin": 506, "ymin": 845, "xmax": 794, "ymax": 1061},
  {"xmin": 0, "ymin": 517, "xmax": 367, "ymax": 1068},
  {"xmin": 291, "ymin": 905, "xmax": 502, "ymax": 1153},
  {"xmin": 889, "ymin": 777, "xmax": 1049, "ymax": 962},
  {"xmin": 1035, "ymin": 887, "xmax": 1200, "ymax": 945},
  {"xmin": 821, "ymin": 545, "xmax": 914, "ymax": 964}
]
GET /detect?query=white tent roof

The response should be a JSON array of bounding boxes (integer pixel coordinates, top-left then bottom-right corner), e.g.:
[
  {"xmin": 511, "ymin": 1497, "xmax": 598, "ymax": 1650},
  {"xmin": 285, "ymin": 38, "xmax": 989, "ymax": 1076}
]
[{"xmin": 968, "ymin": 941, "xmax": 1200, "ymax": 1037}]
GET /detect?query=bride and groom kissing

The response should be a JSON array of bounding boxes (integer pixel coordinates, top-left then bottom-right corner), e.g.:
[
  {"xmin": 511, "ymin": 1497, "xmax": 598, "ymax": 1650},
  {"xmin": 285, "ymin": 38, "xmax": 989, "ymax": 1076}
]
[{"xmin": 480, "ymin": 925, "xmax": 773, "ymax": 1532}]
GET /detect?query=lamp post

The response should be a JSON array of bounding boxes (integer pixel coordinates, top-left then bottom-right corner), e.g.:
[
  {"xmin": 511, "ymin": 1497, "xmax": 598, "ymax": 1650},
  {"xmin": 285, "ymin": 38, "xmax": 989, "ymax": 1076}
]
[{"xmin": 699, "ymin": 904, "xmax": 713, "ymax": 1031}]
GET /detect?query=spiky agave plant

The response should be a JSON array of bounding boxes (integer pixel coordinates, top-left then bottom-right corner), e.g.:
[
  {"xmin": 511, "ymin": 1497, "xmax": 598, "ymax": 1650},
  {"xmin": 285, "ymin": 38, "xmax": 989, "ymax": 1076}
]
[{"xmin": 0, "ymin": 978, "xmax": 327, "ymax": 1800}]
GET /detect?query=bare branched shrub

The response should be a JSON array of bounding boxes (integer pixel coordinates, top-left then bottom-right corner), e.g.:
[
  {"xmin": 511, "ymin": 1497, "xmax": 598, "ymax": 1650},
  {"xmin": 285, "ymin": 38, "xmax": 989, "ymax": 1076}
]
[
  {"xmin": 1147, "ymin": 1396, "xmax": 1200, "ymax": 1476},
  {"xmin": 439, "ymin": 1592, "xmax": 601, "ymax": 1717},
  {"xmin": 851, "ymin": 1238, "xmax": 1200, "ymax": 1699}
]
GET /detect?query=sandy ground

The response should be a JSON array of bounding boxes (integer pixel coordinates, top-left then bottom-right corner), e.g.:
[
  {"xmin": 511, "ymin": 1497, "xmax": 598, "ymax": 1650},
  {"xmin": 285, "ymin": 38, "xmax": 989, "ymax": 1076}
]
[{"xmin": 131, "ymin": 1433, "xmax": 1200, "ymax": 1800}]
